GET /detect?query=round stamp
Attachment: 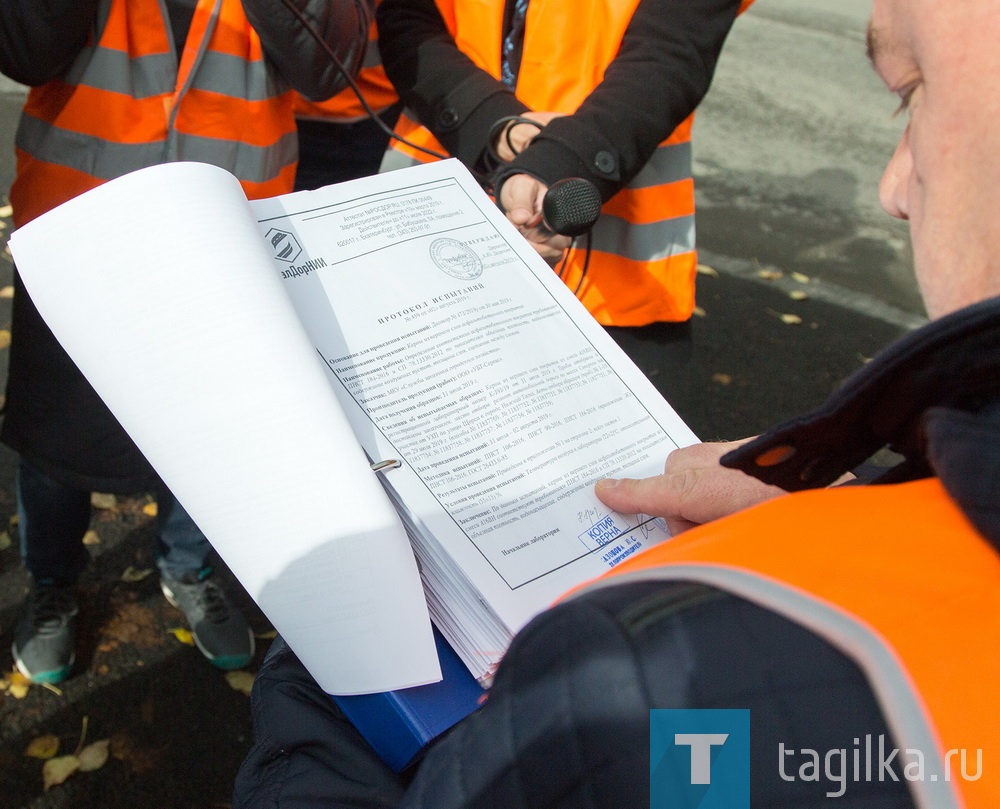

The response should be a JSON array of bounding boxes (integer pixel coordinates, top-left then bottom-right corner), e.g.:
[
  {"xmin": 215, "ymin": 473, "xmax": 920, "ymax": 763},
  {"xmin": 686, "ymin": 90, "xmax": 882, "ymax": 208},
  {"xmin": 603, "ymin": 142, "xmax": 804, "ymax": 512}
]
[{"xmin": 429, "ymin": 238, "xmax": 484, "ymax": 280}]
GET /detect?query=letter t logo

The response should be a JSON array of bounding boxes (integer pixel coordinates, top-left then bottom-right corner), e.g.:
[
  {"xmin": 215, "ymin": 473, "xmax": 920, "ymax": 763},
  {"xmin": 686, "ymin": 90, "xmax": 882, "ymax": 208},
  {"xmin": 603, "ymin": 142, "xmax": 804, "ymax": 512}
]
[
  {"xmin": 650, "ymin": 710, "xmax": 750, "ymax": 808},
  {"xmin": 674, "ymin": 734, "xmax": 729, "ymax": 784}
]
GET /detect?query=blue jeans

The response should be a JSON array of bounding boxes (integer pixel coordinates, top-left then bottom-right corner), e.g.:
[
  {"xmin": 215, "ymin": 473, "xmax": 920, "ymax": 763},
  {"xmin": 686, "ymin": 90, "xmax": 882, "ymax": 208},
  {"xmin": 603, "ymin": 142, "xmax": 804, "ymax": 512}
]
[{"xmin": 17, "ymin": 459, "xmax": 211, "ymax": 584}]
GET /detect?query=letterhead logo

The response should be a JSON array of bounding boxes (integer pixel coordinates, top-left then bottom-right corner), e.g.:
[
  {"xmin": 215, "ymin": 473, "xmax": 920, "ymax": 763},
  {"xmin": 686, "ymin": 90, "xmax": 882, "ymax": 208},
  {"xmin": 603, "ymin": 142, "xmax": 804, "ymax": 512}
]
[
  {"xmin": 650, "ymin": 709, "xmax": 750, "ymax": 809},
  {"xmin": 265, "ymin": 228, "xmax": 301, "ymax": 263}
]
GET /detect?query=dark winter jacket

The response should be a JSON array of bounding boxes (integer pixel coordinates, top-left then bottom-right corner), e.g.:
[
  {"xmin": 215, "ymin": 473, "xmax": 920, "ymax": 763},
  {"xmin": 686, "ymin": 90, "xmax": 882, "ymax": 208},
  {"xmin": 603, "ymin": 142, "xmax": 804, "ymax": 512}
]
[
  {"xmin": 376, "ymin": 0, "xmax": 743, "ymax": 199},
  {"xmin": 233, "ymin": 297, "xmax": 1000, "ymax": 809}
]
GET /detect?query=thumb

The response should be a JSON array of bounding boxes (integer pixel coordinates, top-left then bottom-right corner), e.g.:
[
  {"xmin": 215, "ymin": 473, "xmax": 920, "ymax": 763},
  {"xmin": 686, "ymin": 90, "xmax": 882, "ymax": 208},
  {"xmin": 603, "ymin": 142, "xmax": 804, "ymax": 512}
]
[
  {"xmin": 594, "ymin": 476, "xmax": 676, "ymax": 517},
  {"xmin": 499, "ymin": 174, "xmax": 546, "ymax": 226}
]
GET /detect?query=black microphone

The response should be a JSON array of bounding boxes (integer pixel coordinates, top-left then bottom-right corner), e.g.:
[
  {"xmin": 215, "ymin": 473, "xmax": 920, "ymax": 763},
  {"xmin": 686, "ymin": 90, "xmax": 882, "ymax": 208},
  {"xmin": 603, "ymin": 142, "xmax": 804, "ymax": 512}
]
[{"xmin": 542, "ymin": 178, "xmax": 603, "ymax": 237}]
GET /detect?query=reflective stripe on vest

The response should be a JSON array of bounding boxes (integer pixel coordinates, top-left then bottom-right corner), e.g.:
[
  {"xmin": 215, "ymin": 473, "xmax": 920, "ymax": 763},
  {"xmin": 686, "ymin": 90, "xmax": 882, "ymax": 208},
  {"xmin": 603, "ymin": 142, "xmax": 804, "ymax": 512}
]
[
  {"xmin": 11, "ymin": 0, "xmax": 296, "ymax": 226},
  {"xmin": 567, "ymin": 478, "xmax": 1000, "ymax": 808},
  {"xmin": 382, "ymin": 0, "xmax": 751, "ymax": 325},
  {"xmin": 379, "ymin": 109, "xmax": 441, "ymax": 171}
]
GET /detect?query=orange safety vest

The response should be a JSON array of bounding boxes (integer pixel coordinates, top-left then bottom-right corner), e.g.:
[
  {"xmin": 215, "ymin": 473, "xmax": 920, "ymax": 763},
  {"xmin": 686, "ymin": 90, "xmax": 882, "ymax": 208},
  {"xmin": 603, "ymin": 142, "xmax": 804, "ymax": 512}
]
[
  {"xmin": 10, "ymin": 0, "xmax": 298, "ymax": 228},
  {"xmin": 567, "ymin": 478, "xmax": 1000, "ymax": 807},
  {"xmin": 293, "ymin": 12, "xmax": 398, "ymax": 122},
  {"xmin": 381, "ymin": 0, "xmax": 755, "ymax": 326}
]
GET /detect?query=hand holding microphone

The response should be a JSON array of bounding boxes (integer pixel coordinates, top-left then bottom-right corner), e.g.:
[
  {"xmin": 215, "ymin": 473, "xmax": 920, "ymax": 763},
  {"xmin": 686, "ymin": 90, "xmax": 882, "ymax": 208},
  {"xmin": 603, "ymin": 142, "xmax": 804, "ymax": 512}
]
[
  {"xmin": 498, "ymin": 173, "xmax": 602, "ymax": 264},
  {"xmin": 540, "ymin": 177, "xmax": 603, "ymax": 237}
]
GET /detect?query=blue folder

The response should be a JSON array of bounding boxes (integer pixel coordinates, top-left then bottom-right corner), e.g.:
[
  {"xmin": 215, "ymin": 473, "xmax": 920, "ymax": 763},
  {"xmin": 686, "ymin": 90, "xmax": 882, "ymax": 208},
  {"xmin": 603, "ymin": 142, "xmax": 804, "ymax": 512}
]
[{"xmin": 330, "ymin": 629, "xmax": 487, "ymax": 772}]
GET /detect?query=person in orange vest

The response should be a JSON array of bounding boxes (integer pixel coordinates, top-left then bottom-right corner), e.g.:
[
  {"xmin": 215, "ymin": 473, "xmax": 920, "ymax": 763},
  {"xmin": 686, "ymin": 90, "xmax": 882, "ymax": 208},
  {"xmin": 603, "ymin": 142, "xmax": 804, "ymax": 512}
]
[
  {"xmin": 0, "ymin": 0, "xmax": 372, "ymax": 684},
  {"xmin": 291, "ymin": 5, "xmax": 404, "ymax": 191},
  {"xmin": 233, "ymin": 0, "xmax": 999, "ymax": 805},
  {"xmin": 376, "ymin": 0, "xmax": 755, "ymax": 332}
]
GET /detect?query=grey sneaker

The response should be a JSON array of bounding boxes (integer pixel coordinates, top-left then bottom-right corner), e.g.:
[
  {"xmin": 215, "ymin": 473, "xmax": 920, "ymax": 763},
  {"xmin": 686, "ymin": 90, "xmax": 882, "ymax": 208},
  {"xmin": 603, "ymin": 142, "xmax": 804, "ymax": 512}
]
[
  {"xmin": 160, "ymin": 567, "xmax": 254, "ymax": 670},
  {"xmin": 12, "ymin": 580, "xmax": 79, "ymax": 684}
]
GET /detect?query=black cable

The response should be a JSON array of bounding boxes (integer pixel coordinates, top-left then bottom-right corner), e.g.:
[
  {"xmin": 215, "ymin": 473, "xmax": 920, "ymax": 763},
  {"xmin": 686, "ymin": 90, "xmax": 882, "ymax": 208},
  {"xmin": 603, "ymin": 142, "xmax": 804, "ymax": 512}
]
[
  {"xmin": 574, "ymin": 236, "xmax": 592, "ymax": 296},
  {"xmin": 278, "ymin": 0, "xmax": 495, "ymax": 188},
  {"xmin": 485, "ymin": 115, "xmax": 544, "ymax": 165},
  {"xmin": 555, "ymin": 233, "xmax": 592, "ymax": 297},
  {"xmin": 281, "ymin": 0, "xmax": 595, "ymax": 297}
]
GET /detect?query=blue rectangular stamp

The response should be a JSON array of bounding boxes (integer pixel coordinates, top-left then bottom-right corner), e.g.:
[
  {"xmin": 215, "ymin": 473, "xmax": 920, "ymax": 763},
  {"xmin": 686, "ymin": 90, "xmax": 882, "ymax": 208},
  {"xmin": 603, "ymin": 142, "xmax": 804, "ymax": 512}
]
[
  {"xmin": 578, "ymin": 512, "xmax": 626, "ymax": 549},
  {"xmin": 650, "ymin": 709, "xmax": 750, "ymax": 809}
]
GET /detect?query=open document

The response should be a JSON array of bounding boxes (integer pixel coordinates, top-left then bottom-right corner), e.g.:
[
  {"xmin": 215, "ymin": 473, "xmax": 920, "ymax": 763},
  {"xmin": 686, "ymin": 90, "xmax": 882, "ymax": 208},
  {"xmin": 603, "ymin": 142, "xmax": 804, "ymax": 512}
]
[{"xmin": 10, "ymin": 159, "xmax": 698, "ymax": 690}]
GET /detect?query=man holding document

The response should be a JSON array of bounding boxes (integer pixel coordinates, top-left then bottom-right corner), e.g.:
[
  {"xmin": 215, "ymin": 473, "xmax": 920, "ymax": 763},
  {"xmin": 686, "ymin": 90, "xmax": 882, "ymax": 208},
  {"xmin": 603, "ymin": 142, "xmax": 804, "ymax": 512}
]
[{"xmin": 232, "ymin": 0, "xmax": 1000, "ymax": 806}]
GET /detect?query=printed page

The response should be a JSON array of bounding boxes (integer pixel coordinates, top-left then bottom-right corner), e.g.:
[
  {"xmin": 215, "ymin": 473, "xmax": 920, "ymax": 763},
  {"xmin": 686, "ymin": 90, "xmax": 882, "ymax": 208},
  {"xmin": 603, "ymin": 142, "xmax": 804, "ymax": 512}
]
[
  {"xmin": 251, "ymin": 160, "xmax": 699, "ymax": 670},
  {"xmin": 9, "ymin": 162, "xmax": 439, "ymax": 695}
]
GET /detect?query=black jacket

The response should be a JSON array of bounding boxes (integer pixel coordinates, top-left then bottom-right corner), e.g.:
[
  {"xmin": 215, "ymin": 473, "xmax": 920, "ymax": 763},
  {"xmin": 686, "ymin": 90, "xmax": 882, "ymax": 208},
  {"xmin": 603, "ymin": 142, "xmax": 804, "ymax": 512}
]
[
  {"xmin": 377, "ymin": 0, "xmax": 743, "ymax": 201},
  {"xmin": 233, "ymin": 298, "xmax": 1000, "ymax": 809}
]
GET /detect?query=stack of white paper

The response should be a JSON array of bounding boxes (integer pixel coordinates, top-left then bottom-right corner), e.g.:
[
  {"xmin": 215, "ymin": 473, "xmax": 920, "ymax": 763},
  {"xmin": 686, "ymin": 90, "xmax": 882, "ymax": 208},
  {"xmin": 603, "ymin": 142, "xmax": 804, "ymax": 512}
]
[
  {"xmin": 251, "ymin": 160, "xmax": 699, "ymax": 681},
  {"xmin": 11, "ymin": 159, "xmax": 698, "ymax": 688}
]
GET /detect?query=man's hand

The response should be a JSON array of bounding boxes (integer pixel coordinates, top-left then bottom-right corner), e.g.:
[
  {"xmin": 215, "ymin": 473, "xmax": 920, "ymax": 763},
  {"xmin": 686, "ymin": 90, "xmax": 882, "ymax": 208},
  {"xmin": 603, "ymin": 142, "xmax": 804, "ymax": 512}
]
[
  {"xmin": 594, "ymin": 439, "xmax": 786, "ymax": 535},
  {"xmin": 494, "ymin": 111, "xmax": 564, "ymax": 161},
  {"xmin": 498, "ymin": 173, "xmax": 571, "ymax": 264}
]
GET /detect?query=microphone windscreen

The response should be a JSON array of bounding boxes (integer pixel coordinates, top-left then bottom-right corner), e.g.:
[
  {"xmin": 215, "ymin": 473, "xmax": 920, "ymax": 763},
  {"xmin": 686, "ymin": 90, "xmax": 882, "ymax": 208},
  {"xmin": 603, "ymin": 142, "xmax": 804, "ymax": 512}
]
[{"xmin": 542, "ymin": 178, "xmax": 602, "ymax": 237}]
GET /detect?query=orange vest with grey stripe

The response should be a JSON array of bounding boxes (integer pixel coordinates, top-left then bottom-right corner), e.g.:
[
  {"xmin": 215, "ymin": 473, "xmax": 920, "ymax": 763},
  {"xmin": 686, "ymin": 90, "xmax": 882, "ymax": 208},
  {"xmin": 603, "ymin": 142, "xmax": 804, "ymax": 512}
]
[
  {"xmin": 382, "ymin": 0, "xmax": 756, "ymax": 326},
  {"xmin": 10, "ymin": 0, "xmax": 297, "ymax": 228},
  {"xmin": 567, "ymin": 478, "xmax": 1000, "ymax": 807}
]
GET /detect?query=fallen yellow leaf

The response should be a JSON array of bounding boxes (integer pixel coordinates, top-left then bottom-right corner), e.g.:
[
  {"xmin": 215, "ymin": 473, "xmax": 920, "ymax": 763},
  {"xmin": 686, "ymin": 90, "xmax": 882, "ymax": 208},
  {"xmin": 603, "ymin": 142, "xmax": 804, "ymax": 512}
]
[
  {"xmin": 225, "ymin": 670, "xmax": 256, "ymax": 697},
  {"xmin": 0, "ymin": 204, "xmax": 12, "ymax": 218},
  {"xmin": 42, "ymin": 755, "xmax": 80, "ymax": 791},
  {"xmin": 91, "ymin": 492, "xmax": 117, "ymax": 510},
  {"xmin": 757, "ymin": 269, "xmax": 783, "ymax": 281},
  {"xmin": 711, "ymin": 373, "xmax": 733, "ymax": 386},
  {"xmin": 142, "ymin": 502, "xmax": 158, "ymax": 517},
  {"xmin": 788, "ymin": 290, "xmax": 809, "ymax": 301},
  {"xmin": 254, "ymin": 629, "xmax": 278, "ymax": 640},
  {"xmin": 8, "ymin": 670, "xmax": 31, "ymax": 699},
  {"xmin": 0, "ymin": 530, "xmax": 11, "ymax": 551},
  {"xmin": 0, "ymin": 284, "xmax": 13, "ymax": 298},
  {"xmin": 25, "ymin": 734, "xmax": 61, "ymax": 760},
  {"xmin": 77, "ymin": 740, "xmax": 110, "ymax": 772},
  {"xmin": 0, "ymin": 330, "xmax": 10, "ymax": 350},
  {"xmin": 167, "ymin": 627, "xmax": 195, "ymax": 646},
  {"xmin": 778, "ymin": 313, "xmax": 803, "ymax": 325},
  {"xmin": 120, "ymin": 566, "xmax": 154, "ymax": 583},
  {"xmin": 692, "ymin": 306, "xmax": 707, "ymax": 318},
  {"xmin": 791, "ymin": 271, "xmax": 811, "ymax": 284},
  {"xmin": 696, "ymin": 263, "xmax": 719, "ymax": 277},
  {"xmin": 82, "ymin": 530, "xmax": 101, "ymax": 546}
]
